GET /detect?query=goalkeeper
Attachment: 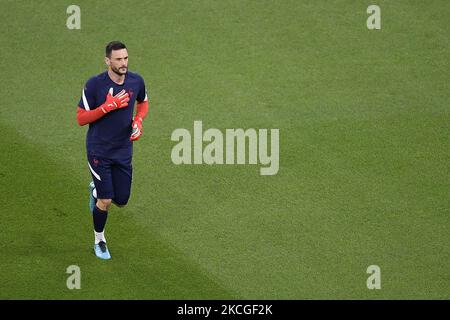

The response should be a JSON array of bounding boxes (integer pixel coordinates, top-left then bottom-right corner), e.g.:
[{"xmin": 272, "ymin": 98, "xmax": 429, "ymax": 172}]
[{"xmin": 76, "ymin": 41, "xmax": 149, "ymax": 260}]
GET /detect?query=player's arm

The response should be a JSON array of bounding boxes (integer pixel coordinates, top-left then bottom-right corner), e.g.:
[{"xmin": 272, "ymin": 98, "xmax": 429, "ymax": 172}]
[
  {"xmin": 77, "ymin": 106, "xmax": 105, "ymax": 126},
  {"xmin": 77, "ymin": 89, "xmax": 130, "ymax": 126},
  {"xmin": 130, "ymin": 76, "xmax": 150, "ymax": 141},
  {"xmin": 135, "ymin": 100, "xmax": 149, "ymax": 122},
  {"xmin": 130, "ymin": 100, "xmax": 148, "ymax": 140},
  {"xmin": 130, "ymin": 85, "xmax": 149, "ymax": 141}
]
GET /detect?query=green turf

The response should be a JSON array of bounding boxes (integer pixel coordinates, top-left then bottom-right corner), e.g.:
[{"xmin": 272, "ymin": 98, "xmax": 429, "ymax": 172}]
[{"xmin": 0, "ymin": 0, "xmax": 448, "ymax": 299}]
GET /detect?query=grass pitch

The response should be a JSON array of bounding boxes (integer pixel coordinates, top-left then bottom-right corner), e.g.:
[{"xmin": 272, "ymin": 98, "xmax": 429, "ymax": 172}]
[{"xmin": 0, "ymin": 0, "xmax": 448, "ymax": 299}]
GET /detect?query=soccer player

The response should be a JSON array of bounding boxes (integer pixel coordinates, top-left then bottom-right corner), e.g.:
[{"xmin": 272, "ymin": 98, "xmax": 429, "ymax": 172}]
[{"xmin": 77, "ymin": 41, "xmax": 149, "ymax": 260}]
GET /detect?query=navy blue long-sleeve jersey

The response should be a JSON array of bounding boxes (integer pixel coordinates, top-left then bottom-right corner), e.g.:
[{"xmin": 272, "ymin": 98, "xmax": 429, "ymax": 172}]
[{"xmin": 78, "ymin": 71, "xmax": 148, "ymax": 159}]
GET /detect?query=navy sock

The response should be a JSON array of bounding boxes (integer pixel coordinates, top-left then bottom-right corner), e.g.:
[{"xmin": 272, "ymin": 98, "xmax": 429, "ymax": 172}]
[{"xmin": 93, "ymin": 205, "xmax": 108, "ymax": 232}]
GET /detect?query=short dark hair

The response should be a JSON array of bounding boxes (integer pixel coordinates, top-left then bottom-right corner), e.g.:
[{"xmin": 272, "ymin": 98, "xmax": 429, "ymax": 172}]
[{"xmin": 105, "ymin": 41, "xmax": 127, "ymax": 58}]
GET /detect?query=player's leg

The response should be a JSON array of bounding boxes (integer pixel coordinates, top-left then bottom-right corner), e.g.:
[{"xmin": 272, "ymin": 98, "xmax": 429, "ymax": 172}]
[
  {"xmin": 111, "ymin": 156, "xmax": 132, "ymax": 208},
  {"xmin": 87, "ymin": 155, "xmax": 114, "ymax": 260},
  {"xmin": 89, "ymin": 181, "xmax": 96, "ymax": 213}
]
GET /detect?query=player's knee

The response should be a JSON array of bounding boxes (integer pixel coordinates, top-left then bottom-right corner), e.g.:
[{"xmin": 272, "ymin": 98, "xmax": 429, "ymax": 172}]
[
  {"xmin": 115, "ymin": 203, "xmax": 126, "ymax": 208},
  {"xmin": 113, "ymin": 197, "xmax": 129, "ymax": 207},
  {"xmin": 96, "ymin": 198, "xmax": 112, "ymax": 211}
]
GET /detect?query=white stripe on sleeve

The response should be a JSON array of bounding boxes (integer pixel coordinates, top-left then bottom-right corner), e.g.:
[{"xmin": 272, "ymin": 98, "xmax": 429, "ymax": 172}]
[{"xmin": 82, "ymin": 89, "xmax": 90, "ymax": 110}]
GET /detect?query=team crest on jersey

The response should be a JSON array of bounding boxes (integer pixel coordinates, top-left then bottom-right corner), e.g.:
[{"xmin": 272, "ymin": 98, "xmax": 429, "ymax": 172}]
[{"xmin": 128, "ymin": 89, "xmax": 134, "ymax": 98}]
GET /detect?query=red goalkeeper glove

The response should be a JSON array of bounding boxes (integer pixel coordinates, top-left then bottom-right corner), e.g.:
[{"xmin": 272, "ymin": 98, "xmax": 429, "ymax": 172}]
[
  {"xmin": 101, "ymin": 89, "xmax": 130, "ymax": 113},
  {"xmin": 130, "ymin": 116, "xmax": 143, "ymax": 141}
]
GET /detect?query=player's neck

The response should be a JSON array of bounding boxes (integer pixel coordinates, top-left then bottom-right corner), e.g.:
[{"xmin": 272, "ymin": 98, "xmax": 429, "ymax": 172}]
[{"xmin": 107, "ymin": 69, "xmax": 125, "ymax": 85}]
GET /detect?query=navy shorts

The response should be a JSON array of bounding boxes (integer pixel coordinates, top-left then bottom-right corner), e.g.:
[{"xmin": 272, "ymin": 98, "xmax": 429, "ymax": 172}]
[{"xmin": 87, "ymin": 154, "xmax": 132, "ymax": 206}]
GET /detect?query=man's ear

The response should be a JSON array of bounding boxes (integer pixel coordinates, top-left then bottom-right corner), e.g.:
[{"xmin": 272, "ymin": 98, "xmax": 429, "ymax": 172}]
[{"xmin": 104, "ymin": 57, "xmax": 110, "ymax": 67}]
